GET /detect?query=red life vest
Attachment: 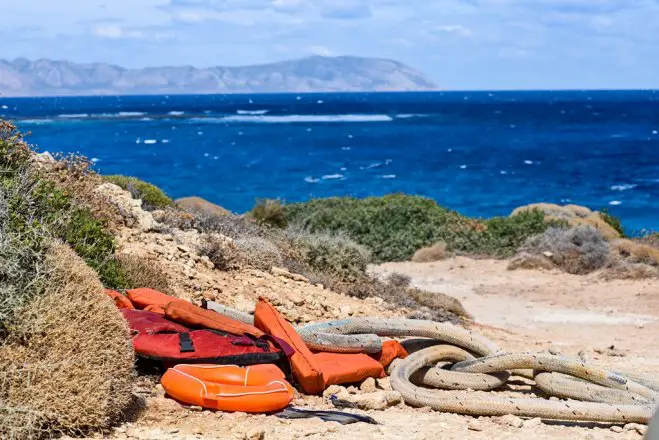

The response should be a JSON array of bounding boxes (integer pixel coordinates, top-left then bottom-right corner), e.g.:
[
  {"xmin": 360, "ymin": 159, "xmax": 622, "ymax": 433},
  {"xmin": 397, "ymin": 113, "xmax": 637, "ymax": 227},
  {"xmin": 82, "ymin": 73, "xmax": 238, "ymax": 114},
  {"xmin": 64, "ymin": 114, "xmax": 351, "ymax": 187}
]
[{"xmin": 122, "ymin": 309, "xmax": 287, "ymax": 367}]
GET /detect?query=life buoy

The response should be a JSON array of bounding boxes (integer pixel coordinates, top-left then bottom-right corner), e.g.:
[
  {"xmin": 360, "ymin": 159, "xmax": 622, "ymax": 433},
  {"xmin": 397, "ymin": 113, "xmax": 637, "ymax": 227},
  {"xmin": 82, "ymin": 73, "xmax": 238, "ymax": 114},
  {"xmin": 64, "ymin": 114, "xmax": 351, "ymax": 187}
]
[{"xmin": 161, "ymin": 364, "xmax": 294, "ymax": 413}]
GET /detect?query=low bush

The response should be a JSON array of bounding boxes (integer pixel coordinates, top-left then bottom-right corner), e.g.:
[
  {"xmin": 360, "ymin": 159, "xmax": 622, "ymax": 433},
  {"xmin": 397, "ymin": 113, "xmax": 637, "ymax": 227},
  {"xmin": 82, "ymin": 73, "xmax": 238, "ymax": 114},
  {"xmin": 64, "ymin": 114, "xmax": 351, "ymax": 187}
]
[
  {"xmin": 275, "ymin": 195, "xmax": 556, "ymax": 262},
  {"xmin": 234, "ymin": 236, "xmax": 284, "ymax": 271},
  {"xmin": 520, "ymin": 226, "xmax": 610, "ymax": 275},
  {"xmin": 611, "ymin": 239, "xmax": 659, "ymax": 266},
  {"xmin": 199, "ymin": 235, "xmax": 244, "ymax": 271},
  {"xmin": 412, "ymin": 241, "xmax": 449, "ymax": 262},
  {"xmin": 600, "ymin": 208, "xmax": 626, "ymax": 238},
  {"xmin": 284, "ymin": 228, "xmax": 371, "ymax": 282},
  {"xmin": 250, "ymin": 198, "xmax": 287, "ymax": 228},
  {"xmin": 0, "ymin": 243, "xmax": 134, "ymax": 439},
  {"xmin": 103, "ymin": 175, "xmax": 174, "ymax": 211},
  {"xmin": 116, "ymin": 254, "xmax": 173, "ymax": 294}
]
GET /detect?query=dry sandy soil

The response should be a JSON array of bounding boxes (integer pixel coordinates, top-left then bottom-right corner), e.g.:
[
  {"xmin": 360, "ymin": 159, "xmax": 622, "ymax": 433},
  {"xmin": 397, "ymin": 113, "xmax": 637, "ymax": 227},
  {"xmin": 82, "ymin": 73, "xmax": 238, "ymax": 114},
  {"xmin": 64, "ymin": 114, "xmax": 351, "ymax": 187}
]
[{"xmin": 87, "ymin": 258, "xmax": 657, "ymax": 440}]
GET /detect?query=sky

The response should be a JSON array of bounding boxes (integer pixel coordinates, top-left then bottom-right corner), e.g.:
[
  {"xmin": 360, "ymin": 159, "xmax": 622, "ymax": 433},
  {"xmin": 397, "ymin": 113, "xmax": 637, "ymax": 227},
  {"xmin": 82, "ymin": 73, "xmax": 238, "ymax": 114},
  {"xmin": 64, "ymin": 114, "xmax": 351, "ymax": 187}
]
[{"xmin": 1, "ymin": 0, "xmax": 658, "ymax": 90}]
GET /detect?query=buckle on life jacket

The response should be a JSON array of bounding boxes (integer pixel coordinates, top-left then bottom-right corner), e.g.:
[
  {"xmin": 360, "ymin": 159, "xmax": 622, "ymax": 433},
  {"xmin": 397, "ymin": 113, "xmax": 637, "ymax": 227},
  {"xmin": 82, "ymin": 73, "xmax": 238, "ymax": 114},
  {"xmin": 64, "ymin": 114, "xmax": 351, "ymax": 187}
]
[{"xmin": 179, "ymin": 333, "xmax": 195, "ymax": 353}]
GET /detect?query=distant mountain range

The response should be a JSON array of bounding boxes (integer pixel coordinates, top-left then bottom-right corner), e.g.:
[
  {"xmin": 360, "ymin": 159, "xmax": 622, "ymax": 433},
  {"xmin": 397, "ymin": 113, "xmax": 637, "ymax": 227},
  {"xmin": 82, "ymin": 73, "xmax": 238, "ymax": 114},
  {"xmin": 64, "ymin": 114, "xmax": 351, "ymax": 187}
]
[{"xmin": 0, "ymin": 56, "xmax": 438, "ymax": 97}]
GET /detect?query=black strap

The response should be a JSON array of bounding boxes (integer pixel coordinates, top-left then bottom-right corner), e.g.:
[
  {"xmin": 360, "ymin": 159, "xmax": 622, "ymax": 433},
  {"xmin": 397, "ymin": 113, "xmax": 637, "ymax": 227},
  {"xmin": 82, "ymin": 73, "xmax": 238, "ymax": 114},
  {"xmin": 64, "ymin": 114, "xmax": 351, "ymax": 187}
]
[
  {"xmin": 275, "ymin": 407, "xmax": 378, "ymax": 425},
  {"xmin": 179, "ymin": 333, "xmax": 195, "ymax": 353}
]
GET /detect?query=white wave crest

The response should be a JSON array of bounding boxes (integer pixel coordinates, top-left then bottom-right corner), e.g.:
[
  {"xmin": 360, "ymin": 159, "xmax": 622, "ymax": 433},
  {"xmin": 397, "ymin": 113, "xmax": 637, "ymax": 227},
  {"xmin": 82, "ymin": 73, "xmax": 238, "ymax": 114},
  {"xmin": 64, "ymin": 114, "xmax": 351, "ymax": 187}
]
[
  {"xmin": 118, "ymin": 112, "xmax": 147, "ymax": 117},
  {"xmin": 237, "ymin": 109, "xmax": 269, "ymax": 115},
  {"xmin": 143, "ymin": 140, "xmax": 157, "ymax": 145},
  {"xmin": 322, "ymin": 174, "xmax": 344, "ymax": 180},
  {"xmin": 611, "ymin": 184, "xmax": 637, "ymax": 191},
  {"xmin": 304, "ymin": 176, "xmax": 320, "ymax": 183},
  {"xmin": 168, "ymin": 111, "xmax": 185, "ymax": 116},
  {"xmin": 193, "ymin": 114, "xmax": 393, "ymax": 124},
  {"xmin": 58, "ymin": 113, "xmax": 89, "ymax": 118}
]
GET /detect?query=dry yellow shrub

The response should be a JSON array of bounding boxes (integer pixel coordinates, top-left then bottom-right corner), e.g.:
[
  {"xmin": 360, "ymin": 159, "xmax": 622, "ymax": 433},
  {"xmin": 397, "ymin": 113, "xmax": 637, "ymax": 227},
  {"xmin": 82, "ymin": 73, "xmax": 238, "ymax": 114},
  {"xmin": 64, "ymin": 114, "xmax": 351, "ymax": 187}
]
[
  {"xmin": 0, "ymin": 242, "xmax": 134, "ymax": 439},
  {"xmin": 117, "ymin": 253, "xmax": 173, "ymax": 294},
  {"xmin": 612, "ymin": 239, "xmax": 659, "ymax": 266},
  {"xmin": 412, "ymin": 241, "xmax": 449, "ymax": 263}
]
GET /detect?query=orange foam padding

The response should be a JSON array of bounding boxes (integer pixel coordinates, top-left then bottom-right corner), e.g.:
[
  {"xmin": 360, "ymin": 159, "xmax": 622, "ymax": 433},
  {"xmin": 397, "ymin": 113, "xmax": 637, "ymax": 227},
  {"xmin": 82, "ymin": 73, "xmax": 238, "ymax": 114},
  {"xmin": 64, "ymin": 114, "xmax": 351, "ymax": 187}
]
[
  {"xmin": 105, "ymin": 289, "xmax": 134, "ymax": 309},
  {"xmin": 254, "ymin": 298, "xmax": 325, "ymax": 395},
  {"xmin": 313, "ymin": 352, "xmax": 385, "ymax": 386},
  {"xmin": 143, "ymin": 304, "xmax": 166, "ymax": 315},
  {"xmin": 161, "ymin": 364, "xmax": 294, "ymax": 413},
  {"xmin": 254, "ymin": 298, "xmax": 387, "ymax": 394},
  {"xmin": 165, "ymin": 299, "xmax": 265, "ymax": 339},
  {"xmin": 126, "ymin": 288, "xmax": 175, "ymax": 310},
  {"xmin": 371, "ymin": 340, "xmax": 409, "ymax": 368}
]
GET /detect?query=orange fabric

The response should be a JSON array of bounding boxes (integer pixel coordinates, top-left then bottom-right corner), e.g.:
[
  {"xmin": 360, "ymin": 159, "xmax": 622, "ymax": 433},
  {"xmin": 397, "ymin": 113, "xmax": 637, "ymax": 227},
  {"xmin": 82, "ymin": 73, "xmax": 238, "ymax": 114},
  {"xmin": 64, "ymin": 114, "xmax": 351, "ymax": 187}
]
[
  {"xmin": 313, "ymin": 352, "xmax": 385, "ymax": 385},
  {"xmin": 165, "ymin": 299, "xmax": 265, "ymax": 339},
  {"xmin": 253, "ymin": 298, "xmax": 386, "ymax": 394},
  {"xmin": 161, "ymin": 364, "xmax": 294, "ymax": 413},
  {"xmin": 144, "ymin": 304, "xmax": 166, "ymax": 315},
  {"xmin": 254, "ymin": 298, "xmax": 325, "ymax": 395},
  {"xmin": 126, "ymin": 288, "xmax": 175, "ymax": 310},
  {"xmin": 105, "ymin": 289, "xmax": 134, "ymax": 309},
  {"xmin": 371, "ymin": 340, "xmax": 409, "ymax": 368}
]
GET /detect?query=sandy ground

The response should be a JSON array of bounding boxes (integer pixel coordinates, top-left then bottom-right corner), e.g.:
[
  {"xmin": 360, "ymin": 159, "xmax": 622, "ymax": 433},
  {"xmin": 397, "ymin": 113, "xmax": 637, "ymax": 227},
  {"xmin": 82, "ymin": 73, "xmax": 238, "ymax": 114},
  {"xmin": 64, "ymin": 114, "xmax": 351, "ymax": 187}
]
[{"xmin": 91, "ymin": 258, "xmax": 658, "ymax": 440}]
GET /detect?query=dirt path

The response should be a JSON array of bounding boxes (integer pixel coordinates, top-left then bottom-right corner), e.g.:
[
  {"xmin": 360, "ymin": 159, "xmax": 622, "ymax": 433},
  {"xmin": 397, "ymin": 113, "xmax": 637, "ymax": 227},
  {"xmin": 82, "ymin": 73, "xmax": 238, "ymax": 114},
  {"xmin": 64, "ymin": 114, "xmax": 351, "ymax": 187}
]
[{"xmin": 95, "ymin": 259, "xmax": 658, "ymax": 440}]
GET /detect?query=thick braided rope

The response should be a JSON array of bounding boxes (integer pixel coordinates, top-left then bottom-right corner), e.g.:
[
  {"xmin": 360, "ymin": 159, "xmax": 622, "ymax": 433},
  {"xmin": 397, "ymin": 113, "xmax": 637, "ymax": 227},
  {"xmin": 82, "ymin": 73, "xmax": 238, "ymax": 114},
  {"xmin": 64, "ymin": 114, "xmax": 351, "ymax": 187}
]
[{"xmin": 391, "ymin": 346, "xmax": 656, "ymax": 423}]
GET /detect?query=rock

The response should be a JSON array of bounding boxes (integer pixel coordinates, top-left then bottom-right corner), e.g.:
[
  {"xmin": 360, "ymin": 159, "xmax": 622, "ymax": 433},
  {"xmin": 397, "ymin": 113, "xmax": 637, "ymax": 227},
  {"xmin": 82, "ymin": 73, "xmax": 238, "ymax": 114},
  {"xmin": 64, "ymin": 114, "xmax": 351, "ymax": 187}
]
[
  {"xmin": 624, "ymin": 423, "xmax": 647, "ymax": 435},
  {"xmin": 287, "ymin": 291, "xmax": 305, "ymax": 306},
  {"xmin": 271, "ymin": 266, "xmax": 309, "ymax": 283},
  {"xmin": 496, "ymin": 414, "xmax": 524, "ymax": 428},
  {"xmin": 35, "ymin": 151, "xmax": 56, "ymax": 163},
  {"xmin": 188, "ymin": 405, "xmax": 203, "ymax": 412},
  {"xmin": 376, "ymin": 377, "xmax": 392, "ymax": 390},
  {"xmin": 176, "ymin": 196, "xmax": 231, "ymax": 217},
  {"xmin": 523, "ymin": 418, "xmax": 542, "ymax": 428},
  {"xmin": 360, "ymin": 377, "xmax": 377, "ymax": 393},
  {"xmin": 93, "ymin": 183, "xmax": 156, "ymax": 231},
  {"xmin": 341, "ymin": 391, "xmax": 402, "ymax": 410},
  {"xmin": 542, "ymin": 251, "xmax": 554, "ymax": 258},
  {"xmin": 610, "ymin": 425, "xmax": 623, "ymax": 433},
  {"xmin": 243, "ymin": 428, "xmax": 265, "ymax": 440},
  {"xmin": 177, "ymin": 244, "xmax": 192, "ymax": 254},
  {"xmin": 508, "ymin": 252, "xmax": 556, "ymax": 271},
  {"xmin": 339, "ymin": 305, "xmax": 353, "ymax": 316},
  {"xmin": 467, "ymin": 420, "xmax": 483, "ymax": 431},
  {"xmin": 192, "ymin": 427, "xmax": 203, "ymax": 435},
  {"xmin": 323, "ymin": 385, "xmax": 349, "ymax": 399}
]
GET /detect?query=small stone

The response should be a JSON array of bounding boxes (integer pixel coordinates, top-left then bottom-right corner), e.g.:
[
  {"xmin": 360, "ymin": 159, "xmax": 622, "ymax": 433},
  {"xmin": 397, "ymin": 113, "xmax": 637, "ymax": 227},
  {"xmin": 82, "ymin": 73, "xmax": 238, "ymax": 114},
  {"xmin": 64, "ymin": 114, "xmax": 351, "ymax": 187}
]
[
  {"xmin": 496, "ymin": 414, "xmax": 524, "ymax": 428},
  {"xmin": 467, "ymin": 420, "xmax": 483, "ymax": 431},
  {"xmin": 287, "ymin": 291, "xmax": 305, "ymax": 306},
  {"xmin": 610, "ymin": 426, "xmax": 623, "ymax": 433},
  {"xmin": 323, "ymin": 385, "xmax": 349, "ymax": 399},
  {"xmin": 339, "ymin": 305, "xmax": 353, "ymax": 316},
  {"xmin": 244, "ymin": 428, "xmax": 265, "ymax": 440},
  {"xmin": 624, "ymin": 423, "xmax": 646, "ymax": 435},
  {"xmin": 192, "ymin": 427, "xmax": 203, "ymax": 435},
  {"xmin": 177, "ymin": 244, "xmax": 192, "ymax": 254},
  {"xmin": 376, "ymin": 377, "xmax": 391, "ymax": 390},
  {"xmin": 360, "ymin": 377, "xmax": 377, "ymax": 393},
  {"xmin": 168, "ymin": 428, "xmax": 179, "ymax": 434},
  {"xmin": 188, "ymin": 405, "xmax": 203, "ymax": 411},
  {"xmin": 523, "ymin": 418, "xmax": 542, "ymax": 428},
  {"xmin": 542, "ymin": 251, "xmax": 554, "ymax": 258}
]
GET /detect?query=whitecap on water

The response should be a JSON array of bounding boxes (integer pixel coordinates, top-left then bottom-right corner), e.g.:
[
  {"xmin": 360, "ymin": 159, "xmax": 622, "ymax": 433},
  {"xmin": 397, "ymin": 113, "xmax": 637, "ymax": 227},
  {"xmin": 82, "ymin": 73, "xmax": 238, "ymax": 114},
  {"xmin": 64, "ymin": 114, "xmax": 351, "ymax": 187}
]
[
  {"xmin": 317, "ymin": 100, "xmax": 324, "ymax": 104},
  {"xmin": 447, "ymin": 148, "xmax": 453, "ymax": 152},
  {"xmin": 380, "ymin": 175, "xmax": 396, "ymax": 179},
  {"xmin": 143, "ymin": 140, "xmax": 157, "ymax": 145},
  {"xmin": 1, "ymin": 105, "xmax": 8, "ymax": 110},
  {"xmin": 91, "ymin": 158, "xmax": 100, "ymax": 163},
  {"xmin": 322, "ymin": 174, "xmax": 344, "ymax": 180},
  {"xmin": 168, "ymin": 111, "xmax": 185, "ymax": 116},
  {"xmin": 213, "ymin": 156, "xmax": 219, "ymax": 160},
  {"xmin": 342, "ymin": 147, "xmax": 351, "ymax": 151},
  {"xmin": 500, "ymin": 170, "xmax": 508, "ymax": 175},
  {"xmin": 204, "ymin": 153, "xmax": 210, "ymax": 157},
  {"xmin": 653, "ymin": 130, "xmax": 658, "ymax": 135},
  {"xmin": 237, "ymin": 110, "xmax": 268, "ymax": 116},
  {"xmin": 611, "ymin": 184, "xmax": 637, "ymax": 191},
  {"xmin": 135, "ymin": 138, "xmax": 141, "ymax": 144},
  {"xmin": 162, "ymin": 139, "xmax": 170, "ymax": 144},
  {"xmin": 524, "ymin": 160, "xmax": 534, "ymax": 165},
  {"xmin": 609, "ymin": 201, "xmax": 622, "ymax": 206},
  {"xmin": 197, "ymin": 131, "xmax": 204, "ymax": 135},
  {"xmin": 340, "ymin": 167, "xmax": 347, "ymax": 171},
  {"xmin": 305, "ymin": 176, "xmax": 320, "ymax": 183},
  {"xmin": 459, "ymin": 165, "xmax": 467, "ymax": 169}
]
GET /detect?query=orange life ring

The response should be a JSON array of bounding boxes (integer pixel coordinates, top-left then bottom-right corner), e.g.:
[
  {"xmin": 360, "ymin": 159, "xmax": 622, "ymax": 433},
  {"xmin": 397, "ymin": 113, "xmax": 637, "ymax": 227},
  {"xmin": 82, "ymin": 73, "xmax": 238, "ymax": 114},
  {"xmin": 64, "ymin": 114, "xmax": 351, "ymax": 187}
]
[{"xmin": 161, "ymin": 364, "xmax": 294, "ymax": 413}]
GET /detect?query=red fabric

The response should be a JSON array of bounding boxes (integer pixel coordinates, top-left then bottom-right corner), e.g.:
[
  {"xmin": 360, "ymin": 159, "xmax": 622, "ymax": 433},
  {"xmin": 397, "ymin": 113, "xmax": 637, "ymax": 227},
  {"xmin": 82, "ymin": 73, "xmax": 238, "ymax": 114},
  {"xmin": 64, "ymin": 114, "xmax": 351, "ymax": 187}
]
[{"xmin": 120, "ymin": 309, "xmax": 283, "ymax": 366}]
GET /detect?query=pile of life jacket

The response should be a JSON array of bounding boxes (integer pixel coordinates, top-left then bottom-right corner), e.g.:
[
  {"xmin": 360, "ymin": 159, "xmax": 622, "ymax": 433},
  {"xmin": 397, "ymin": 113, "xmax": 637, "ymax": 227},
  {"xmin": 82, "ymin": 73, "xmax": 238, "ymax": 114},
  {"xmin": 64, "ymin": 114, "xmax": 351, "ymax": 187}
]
[{"xmin": 106, "ymin": 288, "xmax": 408, "ymax": 413}]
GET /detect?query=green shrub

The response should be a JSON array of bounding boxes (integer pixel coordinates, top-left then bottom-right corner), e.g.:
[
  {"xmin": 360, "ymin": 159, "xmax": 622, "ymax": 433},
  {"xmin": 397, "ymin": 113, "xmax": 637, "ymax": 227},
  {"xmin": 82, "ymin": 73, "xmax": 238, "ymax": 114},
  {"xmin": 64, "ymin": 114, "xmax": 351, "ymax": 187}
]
[
  {"xmin": 104, "ymin": 175, "xmax": 174, "ymax": 211},
  {"xmin": 600, "ymin": 208, "xmax": 626, "ymax": 238},
  {"xmin": 279, "ymin": 195, "xmax": 555, "ymax": 262},
  {"xmin": 284, "ymin": 228, "xmax": 371, "ymax": 282},
  {"xmin": 250, "ymin": 198, "xmax": 288, "ymax": 228}
]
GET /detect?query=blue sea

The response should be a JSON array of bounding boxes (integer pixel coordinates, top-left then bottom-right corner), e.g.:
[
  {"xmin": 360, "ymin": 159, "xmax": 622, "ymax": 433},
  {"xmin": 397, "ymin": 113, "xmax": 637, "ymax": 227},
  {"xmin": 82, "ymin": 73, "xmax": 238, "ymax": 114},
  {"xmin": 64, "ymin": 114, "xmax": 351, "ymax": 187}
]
[{"xmin": 1, "ymin": 91, "xmax": 658, "ymax": 233}]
